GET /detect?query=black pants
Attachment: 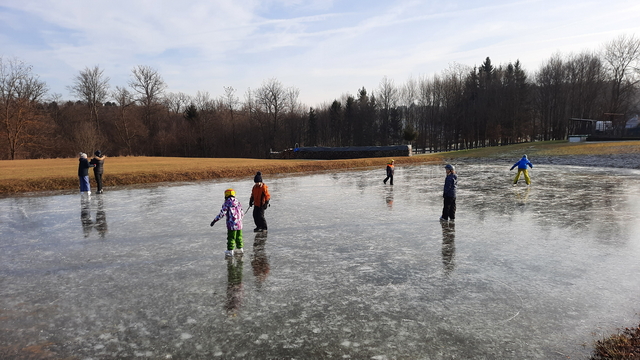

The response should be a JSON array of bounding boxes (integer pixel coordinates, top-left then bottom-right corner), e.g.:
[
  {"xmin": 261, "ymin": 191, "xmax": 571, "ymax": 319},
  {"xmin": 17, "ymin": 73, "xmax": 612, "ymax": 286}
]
[
  {"xmin": 253, "ymin": 206, "xmax": 268, "ymax": 230},
  {"xmin": 383, "ymin": 175, "xmax": 393, "ymax": 185},
  {"xmin": 442, "ymin": 197, "xmax": 456, "ymax": 220},
  {"xmin": 94, "ymin": 171, "xmax": 103, "ymax": 192}
]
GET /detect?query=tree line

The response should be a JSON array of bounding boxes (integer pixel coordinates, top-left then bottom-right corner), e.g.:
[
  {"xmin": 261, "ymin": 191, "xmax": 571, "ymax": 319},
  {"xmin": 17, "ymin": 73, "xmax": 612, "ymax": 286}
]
[{"xmin": 1, "ymin": 34, "xmax": 639, "ymax": 160}]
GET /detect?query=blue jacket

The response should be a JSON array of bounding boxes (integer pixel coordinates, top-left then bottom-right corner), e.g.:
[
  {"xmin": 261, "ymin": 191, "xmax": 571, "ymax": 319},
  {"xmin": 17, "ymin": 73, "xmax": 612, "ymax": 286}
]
[
  {"xmin": 443, "ymin": 173, "xmax": 457, "ymax": 198},
  {"xmin": 510, "ymin": 157, "xmax": 533, "ymax": 170}
]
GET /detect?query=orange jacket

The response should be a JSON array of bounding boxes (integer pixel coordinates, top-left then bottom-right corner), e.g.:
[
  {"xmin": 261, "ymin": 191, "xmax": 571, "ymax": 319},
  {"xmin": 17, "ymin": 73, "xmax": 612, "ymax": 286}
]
[
  {"xmin": 250, "ymin": 183, "xmax": 271, "ymax": 207},
  {"xmin": 386, "ymin": 164, "xmax": 394, "ymax": 177}
]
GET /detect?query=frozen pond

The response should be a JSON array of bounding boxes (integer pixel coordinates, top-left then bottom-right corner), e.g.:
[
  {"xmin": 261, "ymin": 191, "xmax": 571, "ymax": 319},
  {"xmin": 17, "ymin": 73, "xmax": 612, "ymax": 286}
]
[{"xmin": 1, "ymin": 163, "xmax": 640, "ymax": 359}]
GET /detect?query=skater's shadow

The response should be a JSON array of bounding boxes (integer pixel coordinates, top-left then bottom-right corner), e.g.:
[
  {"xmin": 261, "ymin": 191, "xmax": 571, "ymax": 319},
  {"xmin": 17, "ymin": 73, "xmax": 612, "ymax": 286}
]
[
  {"xmin": 441, "ymin": 221, "xmax": 456, "ymax": 276},
  {"xmin": 80, "ymin": 197, "xmax": 93, "ymax": 237},
  {"xmin": 95, "ymin": 196, "xmax": 108, "ymax": 238},
  {"xmin": 385, "ymin": 187, "xmax": 394, "ymax": 209},
  {"xmin": 514, "ymin": 186, "xmax": 531, "ymax": 210},
  {"xmin": 251, "ymin": 232, "xmax": 270, "ymax": 289},
  {"xmin": 226, "ymin": 257, "xmax": 244, "ymax": 316},
  {"xmin": 79, "ymin": 196, "xmax": 108, "ymax": 239}
]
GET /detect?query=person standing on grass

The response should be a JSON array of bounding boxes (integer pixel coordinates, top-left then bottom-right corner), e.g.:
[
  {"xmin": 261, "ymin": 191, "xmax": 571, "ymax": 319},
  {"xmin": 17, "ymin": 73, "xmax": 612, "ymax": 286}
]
[
  {"xmin": 440, "ymin": 164, "xmax": 457, "ymax": 222},
  {"xmin": 249, "ymin": 172, "xmax": 270, "ymax": 232},
  {"xmin": 383, "ymin": 159, "xmax": 395, "ymax": 185},
  {"xmin": 211, "ymin": 188, "xmax": 244, "ymax": 257},
  {"xmin": 510, "ymin": 154, "xmax": 533, "ymax": 186},
  {"xmin": 89, "ymin": 150, "xmax": 106, "ymax": 194},
  {"xmin": 78, "ymin": 152, "xmax": 95, "ymax": 195}
]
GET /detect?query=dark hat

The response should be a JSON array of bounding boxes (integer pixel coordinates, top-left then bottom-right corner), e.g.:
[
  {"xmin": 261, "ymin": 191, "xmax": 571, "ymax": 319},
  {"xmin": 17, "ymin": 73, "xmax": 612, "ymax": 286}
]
[
  {"xmin": 444, "ymin": 164, "xmax": 455, "ymax": 171},
  {"xmin": 94, "ymin": 150, "xmax": 102, "ymax": 157},
  {"xmin": 254, "ymin": 171, "xmax": 263, "ymax": 183}
]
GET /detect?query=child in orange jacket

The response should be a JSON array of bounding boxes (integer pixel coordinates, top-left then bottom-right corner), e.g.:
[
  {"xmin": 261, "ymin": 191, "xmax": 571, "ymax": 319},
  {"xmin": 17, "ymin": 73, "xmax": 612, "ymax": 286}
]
[
  {"xmin": 249, "ymin": 172, "xmax": 270, "ymax": 232},
  {"xmin": 383, "ymin": 159, "xmax": 394, "ymax": 185}
]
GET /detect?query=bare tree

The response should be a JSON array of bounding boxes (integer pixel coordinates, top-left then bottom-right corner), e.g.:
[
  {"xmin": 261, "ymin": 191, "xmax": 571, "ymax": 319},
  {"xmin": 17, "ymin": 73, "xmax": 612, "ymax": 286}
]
[
  {"xmin": 285, "ymin": 87, "xmax": 301, "ymax": 115},
  {"xmin": 242, "ymin": 87, "xmax": 268, "ymax": 156},
  {"xmin": 602, "ymin": 34, "xmax": 640, "ymax": 127},
  {"xmin": 564, "ymin": 51, "xmax": 606, "ymax": 120},
  {"xmin": 0, "ymin": 57, "xmax": 48, "ymax": 159},
  {"xmin": 535, "ymin": 54, "xmax": 568, "ymax": 140},
  {"xmin": 221, "ymin": 86, "xmax": 239, "ymax": 146},
  {"xmin": 68, "ymin": 65, "xmax": 110, "ymax": 132},
  {"xmin": 378, "ymin": 76, "xmax": 399, "ymax": 144},
  {"xmin": 255, "ymin": 78, "xmax": 290, "ymax": 152},
  {"xmin": 128, "ymin": 65, "xmax": 167, "ymax": 136},
  {"xmin": 112, "ymin": 86, "xmax": 142, "ymax": 155},
  {"xmin": 284, "ymin": 86, "xmax": 304, "ymax": 147},
  {"xmin": 163, "ymin": 92, "xmax": 191, "ymax": 114}
]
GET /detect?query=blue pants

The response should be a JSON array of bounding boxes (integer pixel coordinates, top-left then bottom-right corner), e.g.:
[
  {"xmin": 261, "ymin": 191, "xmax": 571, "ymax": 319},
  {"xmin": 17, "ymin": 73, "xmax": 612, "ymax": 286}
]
[{"xmin": 79, "ymin": 176, "xmax": 90, "ymax": 192}]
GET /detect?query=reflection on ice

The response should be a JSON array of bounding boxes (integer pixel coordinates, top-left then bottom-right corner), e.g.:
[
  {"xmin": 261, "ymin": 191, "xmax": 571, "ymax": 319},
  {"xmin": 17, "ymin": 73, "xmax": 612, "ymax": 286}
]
[
  {"xmin": 80, "ymin": 195, "xmax": 108, "ymax": 238},
  {"xmin": 0, "ymin": 164, "xmax": 639, "ymax": 359},
  {"xmin": 440, "ymin": 220, "xmax": 455, "ymax": 276},
  {"xmin": 251, "ymin": 232, "xmax": 270, "ymax": 288},
  {"xmin": 226, "ymin": 257, "xmax": 244, "ymax": 315}
]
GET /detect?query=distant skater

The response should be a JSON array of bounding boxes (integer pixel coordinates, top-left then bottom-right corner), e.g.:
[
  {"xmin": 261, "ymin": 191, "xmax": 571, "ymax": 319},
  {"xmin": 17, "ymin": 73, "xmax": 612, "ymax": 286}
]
[
  {"xmin": 78, "ymin": 152, "xmax": 95, "ymax": 195},
  {"xmin": 440, "ymin": 164, "xmax": 457, "ymax": 222},
  {"xmin": 383, "ymin": 159, "xmax": 395, "ymax": 185},
  {"xmin": 249, "ymin": 172, "xmax": 271, "ymax": 232},
  {"xmin": 510, "ymin": 154, "xmax": 533, "ymax": 185},
  {"xmin": 89, "ymin": 150, "xmax": 106, "ymax": 194},
  {"xmin": 211, "ymin": 188, "xmax": 244, "ymax": 257}
]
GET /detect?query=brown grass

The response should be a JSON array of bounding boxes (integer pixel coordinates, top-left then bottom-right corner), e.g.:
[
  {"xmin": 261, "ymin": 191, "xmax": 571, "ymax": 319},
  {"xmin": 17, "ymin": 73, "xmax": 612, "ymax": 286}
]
[
  {"xmin": 440, "ymin": 140, "xmax": 640, "ymax": 158},
  {"xmin": 0, "ymin": 154, "xmax": 444, "ymax": 194},
  {"xmin": 591, "ymin": 325, "xmax": 640, "ymax": 360},
  {"xmin": 1, "ymin": 140, "xmax": 638, "ymax": 194}
]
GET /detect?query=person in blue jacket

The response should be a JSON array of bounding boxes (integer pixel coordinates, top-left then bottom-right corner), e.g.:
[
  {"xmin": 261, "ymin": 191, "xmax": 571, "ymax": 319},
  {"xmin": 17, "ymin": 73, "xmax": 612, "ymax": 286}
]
[
  {"xmin": 510, "ymin": 154, "xmax": 533, "ymax": 185},
  {"xmin": 440, "ymin": 164, "xmax": 457, "ymax": 222}
]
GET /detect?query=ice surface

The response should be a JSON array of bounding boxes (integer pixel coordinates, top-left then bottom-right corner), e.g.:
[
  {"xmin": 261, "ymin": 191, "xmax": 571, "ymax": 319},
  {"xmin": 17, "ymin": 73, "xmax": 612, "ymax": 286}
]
[{"xmin": 1, "ymin": 164, "xmax": 640, "ymax": 359}]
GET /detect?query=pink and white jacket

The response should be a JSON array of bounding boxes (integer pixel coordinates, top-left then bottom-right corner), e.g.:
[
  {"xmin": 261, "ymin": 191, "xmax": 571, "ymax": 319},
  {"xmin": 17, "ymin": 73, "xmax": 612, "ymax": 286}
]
[{"xmin": 213, "ymin": 196, "xmax": 244, "ymax": 230}]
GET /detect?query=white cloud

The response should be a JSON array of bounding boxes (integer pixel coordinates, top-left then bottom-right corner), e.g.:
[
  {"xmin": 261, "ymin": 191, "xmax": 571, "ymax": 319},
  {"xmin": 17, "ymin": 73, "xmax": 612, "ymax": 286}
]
[{"xmin": 1, "ymin": 0, "xmax": 639, "ymax": 105}]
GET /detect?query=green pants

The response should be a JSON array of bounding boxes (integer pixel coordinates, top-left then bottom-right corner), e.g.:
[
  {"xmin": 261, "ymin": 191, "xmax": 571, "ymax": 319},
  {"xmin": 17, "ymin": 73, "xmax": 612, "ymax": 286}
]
[
  {"xmin": 513, "ymin": 169, "xmax": 531, "ymax": 185},
  {"xmin": 227, "ymin": 230, "xmax": 243, "ymax": 251}
]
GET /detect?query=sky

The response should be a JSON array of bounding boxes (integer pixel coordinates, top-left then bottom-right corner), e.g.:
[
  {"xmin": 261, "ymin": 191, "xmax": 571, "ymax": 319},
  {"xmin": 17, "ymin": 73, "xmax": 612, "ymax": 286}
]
[{"xmin": 1, "ymin": 0, "xmax": 639, "ymax": 107}]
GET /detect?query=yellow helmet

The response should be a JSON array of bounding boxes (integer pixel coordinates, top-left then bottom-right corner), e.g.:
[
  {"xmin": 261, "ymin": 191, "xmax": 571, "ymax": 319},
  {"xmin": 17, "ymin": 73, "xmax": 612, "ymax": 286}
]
[{"xmin": 224, "ymin": 188, "xmax": 235, "ymax": 198}]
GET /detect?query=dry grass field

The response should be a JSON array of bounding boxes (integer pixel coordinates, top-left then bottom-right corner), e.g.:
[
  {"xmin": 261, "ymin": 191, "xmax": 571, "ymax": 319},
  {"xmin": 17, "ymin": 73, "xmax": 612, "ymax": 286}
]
[
  {"xmin": 0, "ymin": 154, "xmax": 445, "ymax": 194},
  {"xmin": 438, "ymin": 140, "xmax": 640, "ymax": 158},
  {"xmin": 1, "ymin": 140, "xmax": 638, "ymax": 194}
]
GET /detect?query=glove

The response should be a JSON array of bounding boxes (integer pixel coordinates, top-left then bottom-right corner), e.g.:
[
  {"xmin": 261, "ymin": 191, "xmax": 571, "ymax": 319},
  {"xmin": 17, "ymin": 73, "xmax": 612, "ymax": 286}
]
[{"xmin": 210, "ymin": 219, "xmax": 217, "ymax": 227}]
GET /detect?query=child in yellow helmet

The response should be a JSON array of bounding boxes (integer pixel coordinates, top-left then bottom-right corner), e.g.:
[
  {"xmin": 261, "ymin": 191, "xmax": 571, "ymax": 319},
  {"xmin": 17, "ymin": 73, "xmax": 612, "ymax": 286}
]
[{"xmin": 211, "ymin": 188, "xmax": 244, "ymax": 257}]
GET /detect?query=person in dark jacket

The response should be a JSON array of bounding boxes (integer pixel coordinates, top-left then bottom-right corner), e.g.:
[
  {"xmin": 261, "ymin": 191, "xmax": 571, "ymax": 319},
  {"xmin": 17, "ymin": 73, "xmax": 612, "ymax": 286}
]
[
  {"xmin": 249, "ymin": 172, "xmax": 271, "ymax": 232},
  {"xmin": 510, "ymin": 154, "xmax": 533, "ymax": 185},
  {"xmin": 383, "ymin": 159, "xmax": 395, "ymax": 185},
  {"xmin": 440, "ymin": 164, "xmax": 457, "ymax": 222},
  {"xmin": 89, "ymin": 150, "xmax": 106, "ymax": 194},
  {"xmin": 78, "ymin": 152, "xmax": 95, "ymax": 195}
]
